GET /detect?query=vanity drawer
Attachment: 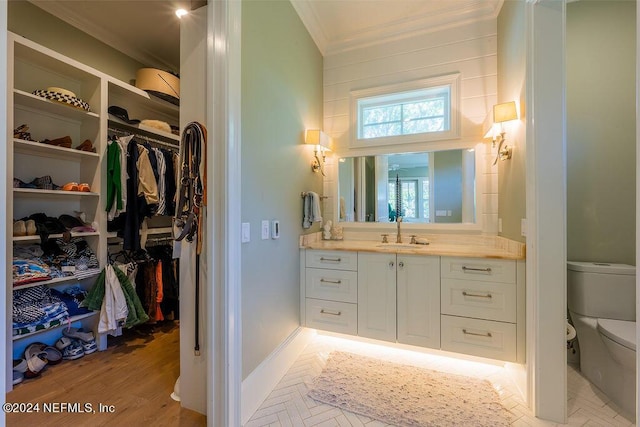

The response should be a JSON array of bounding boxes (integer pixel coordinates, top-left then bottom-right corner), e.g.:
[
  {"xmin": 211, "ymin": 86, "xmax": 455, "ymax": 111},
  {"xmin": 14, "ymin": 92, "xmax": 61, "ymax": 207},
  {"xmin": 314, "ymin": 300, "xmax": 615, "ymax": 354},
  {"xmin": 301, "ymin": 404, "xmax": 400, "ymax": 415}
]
[
  {"xmin": 306, "ymin": 250, "xmax": 358, "ymax": 271},
  {"xmin": 306, "ymin": 268, "xmax": 357, "ymax": 304},
  {"xmin": 441, "ymin": 257, "xmax": 516, "ymax": 284},
  {"xmin": 441, "ymin": 278, "xmax": 516, "ymax": 323},
  {"xmin": 305, "ymin": 298, "xmax": 357, "ymax": 335},
  {"xmin": 441, "ymin": 315, "xmax": 517, "ymax": 362}
]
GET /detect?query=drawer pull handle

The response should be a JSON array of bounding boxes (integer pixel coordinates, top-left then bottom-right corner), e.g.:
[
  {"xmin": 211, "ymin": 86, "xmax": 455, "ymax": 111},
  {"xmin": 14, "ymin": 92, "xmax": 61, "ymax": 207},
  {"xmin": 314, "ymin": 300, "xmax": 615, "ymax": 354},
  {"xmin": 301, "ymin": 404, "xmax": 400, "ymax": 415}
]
[
  {"xmin": 462, "ymin": 291, "xmax": 493, "ymax": 299},
  {"xmin": 462, "ymin": 329, "xmax": 492, "ymax": 338},
  {"xmin": 462, "ymin": 266, "xmax": 492, "ymax": 273},
  {"xmin": 320, "ymin": 309, "xmax": 341, "ymax": 316},
  {"xmin": 320, "ymin": 278, "xmax": 342, "ymax": 285},
  {"xmin": 320, "ymin": 257, "xmax": 342, "ymax": 262}
]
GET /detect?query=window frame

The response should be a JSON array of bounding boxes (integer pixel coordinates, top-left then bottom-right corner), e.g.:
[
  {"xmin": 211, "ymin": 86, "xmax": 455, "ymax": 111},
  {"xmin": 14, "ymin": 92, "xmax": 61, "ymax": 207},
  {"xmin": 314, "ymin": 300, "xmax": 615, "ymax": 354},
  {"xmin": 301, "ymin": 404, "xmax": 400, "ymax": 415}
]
[{"xmin": 350, "ymin": 73, "xmax": 461, "ymax": 149}]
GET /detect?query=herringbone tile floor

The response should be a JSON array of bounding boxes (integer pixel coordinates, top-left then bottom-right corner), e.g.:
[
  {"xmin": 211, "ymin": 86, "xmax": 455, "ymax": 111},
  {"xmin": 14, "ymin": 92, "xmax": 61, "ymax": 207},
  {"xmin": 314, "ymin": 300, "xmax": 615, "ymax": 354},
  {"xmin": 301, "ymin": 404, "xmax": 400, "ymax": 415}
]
[{"xmin": 246, "ymin": 332, "xmax": 635, "ymax": 427}]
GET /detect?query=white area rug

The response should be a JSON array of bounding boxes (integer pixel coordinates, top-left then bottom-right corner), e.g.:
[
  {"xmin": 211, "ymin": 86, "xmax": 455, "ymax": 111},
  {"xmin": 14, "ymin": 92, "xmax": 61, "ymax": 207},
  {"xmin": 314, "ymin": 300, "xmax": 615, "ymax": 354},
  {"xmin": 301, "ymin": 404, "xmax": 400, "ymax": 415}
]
[{"xmin": 307, "ymin": 351, "xmax": 513, "ymax": 427}]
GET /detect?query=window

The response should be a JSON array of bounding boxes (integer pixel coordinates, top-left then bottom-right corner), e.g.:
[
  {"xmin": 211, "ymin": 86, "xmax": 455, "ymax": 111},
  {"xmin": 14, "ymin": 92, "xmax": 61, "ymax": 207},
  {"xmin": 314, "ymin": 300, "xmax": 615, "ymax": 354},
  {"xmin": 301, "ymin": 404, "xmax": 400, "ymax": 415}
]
[{"xmin": 350, "ymin": 74, "xmax": 460, "ymax": 148}]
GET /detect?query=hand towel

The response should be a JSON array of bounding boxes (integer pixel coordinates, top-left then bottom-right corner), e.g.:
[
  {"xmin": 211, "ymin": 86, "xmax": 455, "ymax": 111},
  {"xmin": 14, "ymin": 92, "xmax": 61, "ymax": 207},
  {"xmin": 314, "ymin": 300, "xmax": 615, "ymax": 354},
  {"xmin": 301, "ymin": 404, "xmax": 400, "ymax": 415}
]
[
  {"xmin": 302, "ymin": 191, "xmax": 323, "ymax": 229},
  {"xmin": 309, "ymin": 191, "xmax": 323, "ymax": 224}
]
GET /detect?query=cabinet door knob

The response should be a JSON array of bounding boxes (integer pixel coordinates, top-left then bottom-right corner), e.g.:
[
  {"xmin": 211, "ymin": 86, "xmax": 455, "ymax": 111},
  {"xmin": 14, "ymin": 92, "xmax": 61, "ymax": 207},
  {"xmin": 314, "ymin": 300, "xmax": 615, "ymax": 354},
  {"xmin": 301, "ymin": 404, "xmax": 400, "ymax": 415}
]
[
  {"xmin": 389, "ymin": 261, "xmax": 394, "ymax": 268},
  {"xmin": 398, "ymin": 261, "xmax": 404, "ymax": 268}
]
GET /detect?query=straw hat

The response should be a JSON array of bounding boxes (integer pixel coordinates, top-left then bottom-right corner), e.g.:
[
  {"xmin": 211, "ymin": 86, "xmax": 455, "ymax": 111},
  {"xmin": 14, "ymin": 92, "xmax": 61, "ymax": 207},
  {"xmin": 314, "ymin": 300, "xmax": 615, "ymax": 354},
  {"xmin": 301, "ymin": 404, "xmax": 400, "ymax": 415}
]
[{"xmin": 32, "ymin": 87, "xmax": 91, "ymax": 111}]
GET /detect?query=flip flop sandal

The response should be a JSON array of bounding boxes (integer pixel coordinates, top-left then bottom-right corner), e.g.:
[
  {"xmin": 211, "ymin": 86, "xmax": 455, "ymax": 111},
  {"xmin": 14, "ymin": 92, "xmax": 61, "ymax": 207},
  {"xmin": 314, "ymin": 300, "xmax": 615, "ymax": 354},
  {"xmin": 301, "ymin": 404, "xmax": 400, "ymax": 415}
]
[
  {"xmin": 62, "ymin": 327, "xmax": 95, "ymax": 343},
  {"xmin": 62, "ymin": 182, "xmax": 79, "ymax": 192},
  {"xmin": 13, "ymin": 370, "xmax": 23, "ymax": 385},
  {"xmin": 13, "ymin": 358, "xmax": 27, "ymax": 374},
  {"xmin": 24, "ymin": 344, "xmax": 48, "ymax": 378},
  {"xmin": 34, "ymin": 344, "xmax": 63, "ymax": 365},
  {"xmin": 78, "ymin": 183, "xmax": 91, "ymax": 192}
]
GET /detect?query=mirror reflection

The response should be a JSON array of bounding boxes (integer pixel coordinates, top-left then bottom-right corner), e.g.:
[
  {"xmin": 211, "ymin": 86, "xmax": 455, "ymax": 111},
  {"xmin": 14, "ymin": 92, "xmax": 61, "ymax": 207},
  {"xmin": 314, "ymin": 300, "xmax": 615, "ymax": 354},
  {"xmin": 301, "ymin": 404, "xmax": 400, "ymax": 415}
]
[{"xmin": 338, "ymin": 149, "xmax": 476, "ymax": 224}]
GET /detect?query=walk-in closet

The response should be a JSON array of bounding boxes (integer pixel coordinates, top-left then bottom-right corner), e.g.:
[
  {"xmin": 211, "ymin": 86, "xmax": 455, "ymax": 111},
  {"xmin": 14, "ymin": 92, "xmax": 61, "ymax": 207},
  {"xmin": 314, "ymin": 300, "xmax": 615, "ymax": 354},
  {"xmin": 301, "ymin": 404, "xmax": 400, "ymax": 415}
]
[{"xmin": 4, "ymin": 1, "xmax": 207, "ymax": 424}]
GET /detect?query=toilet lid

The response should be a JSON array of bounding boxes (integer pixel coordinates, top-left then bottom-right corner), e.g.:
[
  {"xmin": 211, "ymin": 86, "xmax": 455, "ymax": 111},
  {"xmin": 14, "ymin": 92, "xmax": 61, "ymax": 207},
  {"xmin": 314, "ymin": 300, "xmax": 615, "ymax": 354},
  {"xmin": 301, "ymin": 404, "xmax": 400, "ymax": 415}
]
[{"xmin": 597, "ymin": 319, "xmax": 636, "ymax": 351}]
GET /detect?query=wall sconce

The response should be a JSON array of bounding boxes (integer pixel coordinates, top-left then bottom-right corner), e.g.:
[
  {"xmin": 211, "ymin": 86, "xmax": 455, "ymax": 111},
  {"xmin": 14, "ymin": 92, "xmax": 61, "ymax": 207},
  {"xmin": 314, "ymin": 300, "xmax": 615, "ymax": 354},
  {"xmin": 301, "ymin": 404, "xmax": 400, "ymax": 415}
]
[
  {"xmin": 483, "ymin": 101, "xmax": 518, "ymax": 165},
  {"xmin": 305, "ymin": 129, "xmax": 332, "ymax": 176}
]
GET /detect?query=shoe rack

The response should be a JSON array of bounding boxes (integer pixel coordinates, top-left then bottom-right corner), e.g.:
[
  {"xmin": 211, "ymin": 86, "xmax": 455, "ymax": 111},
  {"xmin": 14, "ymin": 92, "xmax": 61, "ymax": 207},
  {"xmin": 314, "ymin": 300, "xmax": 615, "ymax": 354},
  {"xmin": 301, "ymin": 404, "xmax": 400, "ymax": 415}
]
[{"xmin": 6, "ymin": 32, "xmax": 179, "ymax": 390}]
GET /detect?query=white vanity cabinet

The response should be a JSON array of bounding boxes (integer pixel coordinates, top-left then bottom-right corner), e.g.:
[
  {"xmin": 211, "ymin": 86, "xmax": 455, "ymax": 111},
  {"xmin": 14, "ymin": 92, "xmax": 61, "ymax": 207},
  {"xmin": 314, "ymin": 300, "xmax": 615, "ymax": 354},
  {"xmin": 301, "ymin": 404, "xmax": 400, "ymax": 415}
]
[
  {"xmin": 358, "ymin": 253, "xmax": 440, "ymax": 348},
  {"xmin": 440, "ymin": 256, "xmax": 525, "ymax": 362},
  {"xmin": 303, "ymin": 250, "xmax": 358, "ymax": 335},
  {"xmin": 397, "ymin": 255, "xmax": 440, "ymax": 349},
  {"xmin": 357, "ymin": 253, "xmax": 397, "ymax": 342}
]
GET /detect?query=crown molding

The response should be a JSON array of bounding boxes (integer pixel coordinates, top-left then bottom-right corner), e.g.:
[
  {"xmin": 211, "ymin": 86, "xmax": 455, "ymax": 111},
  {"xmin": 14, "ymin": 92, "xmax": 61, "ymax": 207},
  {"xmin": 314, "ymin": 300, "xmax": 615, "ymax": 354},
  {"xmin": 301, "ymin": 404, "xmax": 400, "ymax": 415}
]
[
  {"xmin": 293, "ymin": 0, "xmax": 503, "ymax": 57},
  {"xmin": 290, "ymin": 0, "xmax": 329, "ymax": 55},
  {"xmin": 30, "ymin": 0, "xmax": 178, "ymax": 71}
]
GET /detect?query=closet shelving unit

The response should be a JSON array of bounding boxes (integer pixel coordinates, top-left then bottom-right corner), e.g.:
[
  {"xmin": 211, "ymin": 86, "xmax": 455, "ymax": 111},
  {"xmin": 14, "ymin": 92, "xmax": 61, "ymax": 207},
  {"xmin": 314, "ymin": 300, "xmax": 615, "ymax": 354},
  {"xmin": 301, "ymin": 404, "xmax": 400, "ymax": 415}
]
[{"xmin": 6, "ymin": 32, "xmax": 179, "ymax": 387}]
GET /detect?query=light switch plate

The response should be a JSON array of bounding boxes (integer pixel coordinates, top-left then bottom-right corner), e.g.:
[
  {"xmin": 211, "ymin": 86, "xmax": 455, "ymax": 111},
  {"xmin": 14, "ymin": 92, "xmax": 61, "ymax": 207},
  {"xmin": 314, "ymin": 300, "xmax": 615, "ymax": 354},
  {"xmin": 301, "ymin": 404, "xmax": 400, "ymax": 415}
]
[
  {"xmin": 261, "ymin": 220, "xmax": 270, "ymax": 240},
  {"xmin": 241, "ymin": 222, "xmax": 250, "ymax": 243},
  {"xmin": 521, "ymin": 218, "xmax": 527, "ymax": 237}
]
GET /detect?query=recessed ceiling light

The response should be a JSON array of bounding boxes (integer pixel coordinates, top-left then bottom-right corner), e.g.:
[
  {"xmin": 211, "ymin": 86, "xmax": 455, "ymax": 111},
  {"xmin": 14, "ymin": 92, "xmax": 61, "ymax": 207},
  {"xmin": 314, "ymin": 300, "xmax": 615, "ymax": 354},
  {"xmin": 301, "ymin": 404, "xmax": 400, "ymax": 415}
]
[{"xmin": 175, "ymin": 8, "xmax": 188, "ymax": 18}]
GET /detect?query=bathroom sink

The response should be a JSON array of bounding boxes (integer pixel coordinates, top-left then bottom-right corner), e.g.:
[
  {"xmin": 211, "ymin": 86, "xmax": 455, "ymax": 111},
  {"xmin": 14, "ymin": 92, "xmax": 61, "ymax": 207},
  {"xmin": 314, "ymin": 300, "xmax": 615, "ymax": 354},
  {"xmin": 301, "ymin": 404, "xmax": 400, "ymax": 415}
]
[{"xmin": 375, "ymin": 243, "xmax": 426, "ymax": 250}]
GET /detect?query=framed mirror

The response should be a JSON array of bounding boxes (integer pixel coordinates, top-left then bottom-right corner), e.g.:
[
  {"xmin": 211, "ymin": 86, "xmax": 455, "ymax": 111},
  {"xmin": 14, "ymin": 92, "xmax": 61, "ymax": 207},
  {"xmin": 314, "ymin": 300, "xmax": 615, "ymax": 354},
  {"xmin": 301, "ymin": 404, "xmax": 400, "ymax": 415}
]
[{"xmin": 337, "ymin": 149, "xmax": 477, "ymax": 224}]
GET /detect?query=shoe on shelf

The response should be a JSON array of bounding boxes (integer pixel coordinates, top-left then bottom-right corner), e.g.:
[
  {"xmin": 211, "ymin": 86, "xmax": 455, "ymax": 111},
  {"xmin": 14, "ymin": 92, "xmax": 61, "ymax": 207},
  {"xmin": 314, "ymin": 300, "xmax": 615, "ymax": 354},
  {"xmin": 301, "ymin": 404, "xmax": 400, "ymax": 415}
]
[
  {"xmin": 78, "ymin": 183, "xmax": 91, "ymax": 192},
  {"xmin": 40, "ymin": 136, "xmax": 72, "ymax": 148},
  {"xmin": 25, "ymin": 219, "xmax": 37, "ymax": 236},
  {"xmin": 62, "ymin": 182, "xmax": 79, "ymax": 192},
  {"xmin": 76, "ymin": 139, "xmax": 96, "ymax": 152},
  {"xmin": 13, "ymin": 220, "xmax": 26, "ymax": 237}
]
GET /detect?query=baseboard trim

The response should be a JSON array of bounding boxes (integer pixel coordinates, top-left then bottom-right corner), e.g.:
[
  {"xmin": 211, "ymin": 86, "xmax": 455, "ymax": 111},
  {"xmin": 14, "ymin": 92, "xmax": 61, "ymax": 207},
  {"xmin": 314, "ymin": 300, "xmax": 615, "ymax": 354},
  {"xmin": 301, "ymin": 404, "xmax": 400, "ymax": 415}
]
[{"xmin": 241, "ymin": 327, "xmax": 315, "ymax": 425}]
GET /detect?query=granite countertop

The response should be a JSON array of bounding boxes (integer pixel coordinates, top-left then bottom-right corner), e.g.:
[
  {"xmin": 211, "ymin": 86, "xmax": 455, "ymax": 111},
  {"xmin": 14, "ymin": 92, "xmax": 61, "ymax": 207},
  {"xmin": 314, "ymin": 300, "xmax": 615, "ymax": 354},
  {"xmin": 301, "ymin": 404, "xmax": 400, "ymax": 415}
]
[{"xmin": 300, "ymin": 234, "xmax": 526, "ymax": 260}]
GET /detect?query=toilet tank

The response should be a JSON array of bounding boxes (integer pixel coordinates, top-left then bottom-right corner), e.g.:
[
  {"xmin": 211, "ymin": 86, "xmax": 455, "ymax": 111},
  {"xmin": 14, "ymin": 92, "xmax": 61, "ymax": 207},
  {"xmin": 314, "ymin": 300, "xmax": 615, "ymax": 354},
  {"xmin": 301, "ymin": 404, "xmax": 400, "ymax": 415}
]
[{"xmin": 567, "ymin": 261, "xmax": 636, "ymax": 321}]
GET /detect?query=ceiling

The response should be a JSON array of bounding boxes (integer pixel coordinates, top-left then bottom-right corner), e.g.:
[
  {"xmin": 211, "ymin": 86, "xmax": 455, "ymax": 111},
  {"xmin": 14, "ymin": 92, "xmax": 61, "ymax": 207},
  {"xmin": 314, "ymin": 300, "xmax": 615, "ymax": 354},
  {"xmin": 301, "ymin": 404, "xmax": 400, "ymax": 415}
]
[{"xmin": 29, "ymin": 0, "xmax": 503, "ymax": 71}]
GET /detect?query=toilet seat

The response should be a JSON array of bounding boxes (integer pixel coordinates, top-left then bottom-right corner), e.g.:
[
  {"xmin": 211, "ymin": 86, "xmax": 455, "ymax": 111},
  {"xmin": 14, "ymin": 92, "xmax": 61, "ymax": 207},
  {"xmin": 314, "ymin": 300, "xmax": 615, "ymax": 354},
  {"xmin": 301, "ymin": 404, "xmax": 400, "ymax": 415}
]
[{"xmin": 597, "ymin": 319, "xmax": 636, "ymax": 351}]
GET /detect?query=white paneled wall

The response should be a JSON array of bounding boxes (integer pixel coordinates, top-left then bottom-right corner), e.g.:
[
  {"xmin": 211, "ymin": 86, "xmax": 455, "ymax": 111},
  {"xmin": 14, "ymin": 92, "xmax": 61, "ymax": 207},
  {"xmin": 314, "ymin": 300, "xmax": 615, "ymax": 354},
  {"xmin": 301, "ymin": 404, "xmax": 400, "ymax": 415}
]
[
  {"xmin": 323, "ymin": 19, "xmax": 497, "ymax": 152},
  {"xmin": 323, "ymin": 19, "xmax": 499, "ymax": 233}
]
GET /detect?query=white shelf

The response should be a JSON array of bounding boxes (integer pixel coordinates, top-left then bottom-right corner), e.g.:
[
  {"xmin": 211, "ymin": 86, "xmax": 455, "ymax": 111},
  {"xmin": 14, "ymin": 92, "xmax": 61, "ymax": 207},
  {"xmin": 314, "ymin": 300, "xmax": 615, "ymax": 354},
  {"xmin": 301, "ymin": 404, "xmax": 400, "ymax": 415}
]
[
  {"xmin": 13, "ymin": 231, "xmax": 100, "ymax": 242},
  {"xmin": 14, "ymin": 188, "xmax": 99, "ymax": 197},
  {"xmin": 12, "ymin": 269, "xmax": 101, "ymax": 290},
  {"xmin": 13, "ymin": 312, "xmax": 98, "ymax": 341},
  {"xmin": 14, "ymin": 89, "xmax": 99, "ymax": 120},
  {"xmin": 14, "ymin": 138, "xmax": 100, "ymax": 160},
  {"xmin": 108, "ymin": 78, "xmax": 179, "ymax": 117}
]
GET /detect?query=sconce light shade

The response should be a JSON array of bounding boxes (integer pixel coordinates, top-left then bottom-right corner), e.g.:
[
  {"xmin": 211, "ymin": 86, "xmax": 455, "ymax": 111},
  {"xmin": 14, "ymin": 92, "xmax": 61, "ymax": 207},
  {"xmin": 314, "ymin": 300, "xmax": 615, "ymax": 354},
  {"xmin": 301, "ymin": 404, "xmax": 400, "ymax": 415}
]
[
  {"xmin": 493, "ymin": 101, "xmax": 518, "ymax": 123},
  {"xmin": 305, "ymin": 129, "xmax": 332, "ymax": 151}
]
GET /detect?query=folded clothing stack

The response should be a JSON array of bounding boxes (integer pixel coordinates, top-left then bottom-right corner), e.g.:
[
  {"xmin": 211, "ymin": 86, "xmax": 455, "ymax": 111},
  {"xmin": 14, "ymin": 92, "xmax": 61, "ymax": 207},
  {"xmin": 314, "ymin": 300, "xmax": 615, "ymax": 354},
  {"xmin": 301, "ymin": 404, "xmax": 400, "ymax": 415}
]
[
  {"xmin": 13, "ymin": 236, "xmax": 100, "ymax": 285},
  {"xmin": 12, "ymin": 285, "xmax": 69, "ymax": 337}
]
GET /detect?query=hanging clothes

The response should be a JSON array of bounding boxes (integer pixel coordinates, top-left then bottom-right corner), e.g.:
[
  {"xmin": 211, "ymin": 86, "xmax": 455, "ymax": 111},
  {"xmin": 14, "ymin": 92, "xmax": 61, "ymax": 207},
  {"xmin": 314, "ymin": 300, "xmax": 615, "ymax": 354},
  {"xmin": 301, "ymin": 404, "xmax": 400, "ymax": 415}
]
[
  {"xmin": 82, "ymin": 265, "xmax": 149, "ymax": 329},
  {"xmin": 98, "ymin": 264, "xmax": 129, "ymax": 334},
  {"xmin": 105, "ymin": 139, "xmax": 123, "ymax": 220}
]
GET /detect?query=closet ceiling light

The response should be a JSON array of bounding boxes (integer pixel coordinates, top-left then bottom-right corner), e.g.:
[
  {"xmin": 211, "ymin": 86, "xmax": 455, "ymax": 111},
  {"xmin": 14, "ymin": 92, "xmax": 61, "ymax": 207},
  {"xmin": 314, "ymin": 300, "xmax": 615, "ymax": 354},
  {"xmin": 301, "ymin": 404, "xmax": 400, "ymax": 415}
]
[{"xmin": 175, "ymin": 8, "xmax": 188, "ymax": 18}]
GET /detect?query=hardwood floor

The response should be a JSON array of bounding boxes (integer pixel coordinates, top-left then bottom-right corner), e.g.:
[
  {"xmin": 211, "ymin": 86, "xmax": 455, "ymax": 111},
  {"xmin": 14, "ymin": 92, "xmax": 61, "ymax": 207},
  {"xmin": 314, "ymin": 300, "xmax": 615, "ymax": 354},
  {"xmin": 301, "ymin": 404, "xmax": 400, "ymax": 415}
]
[{"xmin": 6, "ymin": 322, "xmax": 206, "ymax": 427}]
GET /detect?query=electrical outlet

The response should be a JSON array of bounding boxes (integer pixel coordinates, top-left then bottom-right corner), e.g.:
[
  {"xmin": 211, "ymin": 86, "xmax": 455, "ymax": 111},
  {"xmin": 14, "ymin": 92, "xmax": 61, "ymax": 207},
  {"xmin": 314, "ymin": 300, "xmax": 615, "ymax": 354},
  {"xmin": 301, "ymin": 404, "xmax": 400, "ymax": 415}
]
[{"xmin": 261, "ymin": 220, "xmax": 270, "ymax": 240}]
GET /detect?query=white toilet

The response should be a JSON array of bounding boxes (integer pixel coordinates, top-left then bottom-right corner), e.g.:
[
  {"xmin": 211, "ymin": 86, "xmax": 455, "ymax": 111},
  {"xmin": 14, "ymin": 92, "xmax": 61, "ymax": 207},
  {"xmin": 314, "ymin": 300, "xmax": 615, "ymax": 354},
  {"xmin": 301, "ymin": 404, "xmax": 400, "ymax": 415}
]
[{"xmin": 567, "ymin": 261, "xmax": 636, "ymax": 418}]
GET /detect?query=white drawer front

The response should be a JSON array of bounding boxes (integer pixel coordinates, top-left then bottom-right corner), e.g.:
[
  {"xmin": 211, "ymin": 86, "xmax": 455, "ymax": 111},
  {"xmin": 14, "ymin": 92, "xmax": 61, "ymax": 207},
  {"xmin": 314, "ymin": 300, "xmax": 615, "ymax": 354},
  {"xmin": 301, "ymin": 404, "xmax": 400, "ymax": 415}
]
[
  {"xmin": 441, "ymin": 257, "xmax": 516, "ymax": 284},
  {"xmin": 306, "ymin": 250, "xmax": 358, "ymax": 271},
  {"xmin": 306, "ymin": 268, "xmax": 357, "ymax": 303},
  {"xmin": 305, "ymin": 298, "xmax": 357, "ymax": 335},
  {"xmin": 441, "ymin": 278, "xmax": 517, "ymax": 323},
  {"xmin": 441, "ymin": 315, "xmax": 517, "ymax": 362}
]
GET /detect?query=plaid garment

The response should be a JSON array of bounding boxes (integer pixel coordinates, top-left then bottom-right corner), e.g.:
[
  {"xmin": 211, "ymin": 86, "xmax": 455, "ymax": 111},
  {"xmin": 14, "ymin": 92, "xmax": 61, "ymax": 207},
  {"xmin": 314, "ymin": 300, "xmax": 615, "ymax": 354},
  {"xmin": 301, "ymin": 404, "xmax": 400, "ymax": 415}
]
[{"xmin": 12, "ymin": 285, "xmax": 62, "ymax": 325}]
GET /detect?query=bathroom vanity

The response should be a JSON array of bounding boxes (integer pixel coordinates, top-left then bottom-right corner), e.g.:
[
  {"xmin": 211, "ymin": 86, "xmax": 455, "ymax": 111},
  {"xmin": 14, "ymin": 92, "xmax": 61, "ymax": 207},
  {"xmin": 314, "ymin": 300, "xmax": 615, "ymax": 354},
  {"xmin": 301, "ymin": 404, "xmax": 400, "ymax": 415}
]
[{"xmin": 300, "ymin": 236, "xmax": 526, "ymax": 363}]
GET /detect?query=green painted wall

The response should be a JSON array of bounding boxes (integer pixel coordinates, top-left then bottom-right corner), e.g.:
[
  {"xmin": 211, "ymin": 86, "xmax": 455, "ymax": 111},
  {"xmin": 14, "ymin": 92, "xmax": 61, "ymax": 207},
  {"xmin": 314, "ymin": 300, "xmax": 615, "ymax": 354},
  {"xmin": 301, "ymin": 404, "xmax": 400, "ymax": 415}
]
[
  {"xmin": 241, "ymin": 0, "xmax": 323, "ymax": 379},
  {"xmin": 566, "ymin": 1, "xmax": 636, "ymax": 264},
  {"xmin": 497, "ymin": 0, "xmax": 526, "ymax": 243},
  {"xmin": 8, "ymin": 1, "xmax": 144, "ymax": 83}
]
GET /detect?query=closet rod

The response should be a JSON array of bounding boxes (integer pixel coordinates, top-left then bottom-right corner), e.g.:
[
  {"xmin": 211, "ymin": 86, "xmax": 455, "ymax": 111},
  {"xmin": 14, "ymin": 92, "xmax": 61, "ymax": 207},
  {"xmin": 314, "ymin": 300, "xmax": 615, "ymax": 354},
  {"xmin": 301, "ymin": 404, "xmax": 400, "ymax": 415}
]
[{"xmin": 108, "ymin": 127, "xmax": 179, "ymax": 150}]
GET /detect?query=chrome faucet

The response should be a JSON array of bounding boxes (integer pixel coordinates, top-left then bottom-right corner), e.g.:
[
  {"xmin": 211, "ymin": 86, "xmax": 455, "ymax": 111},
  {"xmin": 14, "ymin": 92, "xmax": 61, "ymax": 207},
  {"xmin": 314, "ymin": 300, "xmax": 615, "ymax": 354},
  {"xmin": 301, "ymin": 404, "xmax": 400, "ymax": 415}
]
[{"xmin": 396, "ymin": 217, "xmax": 402, "ymax": 243}]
